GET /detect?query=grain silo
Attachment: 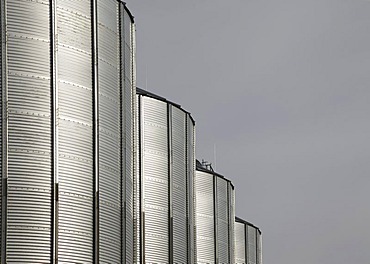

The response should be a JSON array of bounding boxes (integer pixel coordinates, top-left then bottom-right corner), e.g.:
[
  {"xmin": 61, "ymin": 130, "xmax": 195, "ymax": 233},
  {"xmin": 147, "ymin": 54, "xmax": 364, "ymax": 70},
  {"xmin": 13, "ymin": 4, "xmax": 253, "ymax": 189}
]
[
  {"xmin": 135, "ymin": 88, "xmax": 196, "ymax": 263},
  {"xmin": 234, "ymin": 217, "xmax": 262, "ymax": 264},
  {"xmin": 0, "ymin": 1, "xmax": 135, "ymax": 262},
  {"xmin": 195, "ymin": 160, "xmax": 235, "ymax": 264}
]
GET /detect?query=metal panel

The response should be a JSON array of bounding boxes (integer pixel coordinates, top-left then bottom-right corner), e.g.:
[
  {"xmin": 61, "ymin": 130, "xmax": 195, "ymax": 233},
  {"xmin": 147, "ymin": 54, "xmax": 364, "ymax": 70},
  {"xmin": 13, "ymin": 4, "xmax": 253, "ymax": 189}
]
[
  {"xmin": 97, "ymin": 0, "xmax": 121, "ymax": 263},
  {"xmin": 217, "ymin": 178, "xmax": 229, "ymax": 264},
  {"xmin": 1, "ymin": 0, "xmax": 136, "ymax": 262},
  {"xmin": 187, "ymin": 116, "xmax": 196, "ymax": 264},
  {"xmin": 172, "ymin": 106, "xmax": 187, "ymax": 263},
  {"xmin": 195, "ymin": 171, "xmax": 215, "ymax": 264},
  {"xmin": 6, "ymin": 0, "xmax": 52, "ymax": 262},
  {"xmin": 134, "ymin": 94, "xmax": 141, "ymax": 264},
  {"xmin": 229, "ymin": 185, "xmax": 235, "ymax": 264},
  {"xmin": 247, "ymin": 226, "xmax": 257, "ymax": 264},
  {"xmin": 235, "ymin": 222, "xmax": 246, "ymax": 264},
  {"xmin": 56, "ymin": 0, "xmax": 94, "ymax": 262},
  {"xmin": 123, "ymin": 8, "xmax": 135, "ymax": 263},
  {"xmin": 0, "ymin": 0, "xmax": 3, "ymax": 256},
  {"xmin": 257, "ymin": 231, "xmax": 262, "ymax": 264},
  {"xmin": 142, "ymin": 97, "xmax": 169, "ymax": 263}
]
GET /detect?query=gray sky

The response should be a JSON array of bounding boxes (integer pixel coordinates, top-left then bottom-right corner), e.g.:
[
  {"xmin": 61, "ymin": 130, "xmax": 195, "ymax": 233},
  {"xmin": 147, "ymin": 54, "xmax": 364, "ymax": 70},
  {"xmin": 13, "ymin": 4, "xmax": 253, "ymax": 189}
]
[{"xmin": 128, "ymin": 0, "xmax": 370, "ymax": 263}]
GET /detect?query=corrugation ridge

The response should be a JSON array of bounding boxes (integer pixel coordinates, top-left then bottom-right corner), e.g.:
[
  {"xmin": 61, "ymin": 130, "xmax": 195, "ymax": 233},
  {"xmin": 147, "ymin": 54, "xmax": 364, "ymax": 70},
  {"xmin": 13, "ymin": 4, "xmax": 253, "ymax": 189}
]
[
  {"xmin": 7, "ymin": 37, "xmax": 50, "ymax": 76},
  {"xmin": 98, "ymin": 0, "xmax": 121, "ymax": 262},
  {"xmin": 57, "ymin": 46, "xmax": 92, "ymax": 89},
  {"xmin": 7, "ymin": 0, "xmax": 50, "ymax": 40},
  {"xmin": 6, "ymin": 0, "xmax": 52, "ymax": 261},
  {"xmin": 248, "ymin": 226, "xmax": 257, "ymax": 264},
  {"xmin": 56, "ymin": 0, "xmax": 93, "ymax": 261},
  {"xmin": 196, "ymin": 171, "xmax": 215, "ymax": 263}
]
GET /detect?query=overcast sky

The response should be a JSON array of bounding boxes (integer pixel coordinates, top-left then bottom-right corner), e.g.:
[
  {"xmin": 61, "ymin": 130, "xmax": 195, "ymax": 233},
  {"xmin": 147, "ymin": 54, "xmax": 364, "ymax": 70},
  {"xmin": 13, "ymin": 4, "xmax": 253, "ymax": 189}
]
[{"xmin": 128, "ymin": 1, "xmax": 370, "ymax": 263}]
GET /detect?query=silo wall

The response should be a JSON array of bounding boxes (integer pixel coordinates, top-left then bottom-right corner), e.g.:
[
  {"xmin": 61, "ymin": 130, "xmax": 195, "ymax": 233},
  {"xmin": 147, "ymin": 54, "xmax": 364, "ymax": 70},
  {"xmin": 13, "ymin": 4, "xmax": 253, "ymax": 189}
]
[
  {"xmin": 0, "ymin": 0, "xmax": 135, "ymax": 262},
  {"xmin": 234, "ymin": 217, "xmax": 262, "ymax": 264},
  {"xmin": 195, "ymin": 162, "xmax": 235, "ymax": 264},
  {"xmin": 136, "ymin": 88, "xmax": 196, "ymax": 264}
]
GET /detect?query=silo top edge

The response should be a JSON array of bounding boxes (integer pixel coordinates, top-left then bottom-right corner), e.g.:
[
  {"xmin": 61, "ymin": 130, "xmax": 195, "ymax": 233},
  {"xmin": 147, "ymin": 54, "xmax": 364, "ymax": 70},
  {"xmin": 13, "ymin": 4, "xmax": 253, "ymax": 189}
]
[
  {"xmin": 136, "ymin": 87, "xmax": 195, "ymax": 125},
  {"xmin": 120, "ymin": 2, "xmax": 135, "ymax": 23},
  {"xmin": 235, "ymin": 216, "xmax": 262, "ymax": 234},
  {"xmin": 195, "ymin": 159, "xmax": 235, "ymax": 189}
]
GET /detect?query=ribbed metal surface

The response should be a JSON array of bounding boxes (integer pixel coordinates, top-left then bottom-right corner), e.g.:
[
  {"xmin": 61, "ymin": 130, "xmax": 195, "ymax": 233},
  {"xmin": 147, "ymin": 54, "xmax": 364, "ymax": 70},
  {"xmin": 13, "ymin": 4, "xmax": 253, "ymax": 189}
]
[
  {"xmin": 247, "ymin": 226, "xmax": 257, "ymax": 264},
  {"xmin": 6, "ymin": 0, "xmax": 52, "ymax": 262},
  {"xmin": 235, "ymin": 222, "xmax": 246, "ymax": 264},
  {"xmin": 257, "ymin": 230, "xmax": 262, "ymax": 264},
  {"xmin": 229, "ymin": 185, "xmax": 235, "ymax": 264},
  {"xmin": 98, "ymin": 0, "xmax": 121, "ymax": 263},
  {"xmin": 134, "ymin": 95, "xmax": 141, "ymax": 264},
  {"xmin": 0, "ymin": 5, "xmax": 2, "ymax": 256},
  {"xmin": 57, "ymin": 0, "xmax": 94, "ymax": 261},
  {"xmin": 217, "ymin": 178, "xmax": 229, "ymax": 263},
  {"xmin": 123, "ymin": 8, "xmax": 135, "ymax": 263},
  {"xmin": 235, "ymin": 218, "xmax": 263, "ymax": 264},
  {"xmin": 195, "ymin": 168, "xmax": 235, "ymax": 264},
  {"xmin": 187, "ymin": 115, "xmax": 196, "ymax": 264},
  {"xmin": 136, "ymin": 91, "xmax": 195, "ymax": 264},
  {"xmin": 172, "ymin": 106, "xmax": 187, "ymax": 263},
  {"xmin": 195, "ymin": 171, "xmax": 215, "ymax": 264},
  {"xmin": 1, "ymin": 0, "xmax": 136, "ymax": 262},
  {"xmin": 141, "ymin": 97, "xmax": 169, "ymax": 263}
]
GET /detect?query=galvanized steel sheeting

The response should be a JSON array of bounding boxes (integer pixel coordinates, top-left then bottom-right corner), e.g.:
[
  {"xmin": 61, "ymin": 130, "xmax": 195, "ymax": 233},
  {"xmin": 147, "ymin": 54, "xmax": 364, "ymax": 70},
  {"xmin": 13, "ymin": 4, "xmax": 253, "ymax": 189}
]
[
  {"xmin": 136, "ymin": 91, "xmax": 196, "ymax": 264},
  {"xmin": 195, "ymin": 171, "xmax": 215, "ymax": 264},
  {"xmin": 6, "ymin": 0, "xmax": 51, "ymax": 262},
  {"xmin": 234, "ymin": 218, "xmax": 263, "ymax": 264},
  {"xmin": 0, "ymin": 0, "xmax": 135, "ymax": 262},
  {"xmin": 123, "ymin": 9, "xmax": 136, "ymax": 264},
  {"xmin": 235, "ymin": 222, "xmax": 246, "ymax": 264},
  {"xmin": 98, "ymin": 0, "xmax": 120, "ymax": 262},
  {"xmin": 195, "ymin": 168, "xmax": 235, "ymax": 264},
  {"xmin": 57, "ymin": 0, "xmax": 94, "ymax": 261},
  {"xmin": 142, "ymin": 97, "xmax": 169, "ymax": 263}
]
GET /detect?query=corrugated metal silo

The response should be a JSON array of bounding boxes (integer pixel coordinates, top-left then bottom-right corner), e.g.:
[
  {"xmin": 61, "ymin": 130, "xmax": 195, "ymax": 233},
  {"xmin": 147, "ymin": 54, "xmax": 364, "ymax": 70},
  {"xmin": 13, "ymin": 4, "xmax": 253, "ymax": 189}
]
[
  {"xmin": 195, "ymin": 160, "xmax": 235, "ymax": 264},
  {"xmin": 234, "ymin": 217, "xmax": 262, "ymax": 264},
  {"xmin": 136, "ymin": 88, "xmax": 196, "ymax": 264},
  {"xmin": 0, "ymin": 0, "xmax": 135, "ymax": 262}
]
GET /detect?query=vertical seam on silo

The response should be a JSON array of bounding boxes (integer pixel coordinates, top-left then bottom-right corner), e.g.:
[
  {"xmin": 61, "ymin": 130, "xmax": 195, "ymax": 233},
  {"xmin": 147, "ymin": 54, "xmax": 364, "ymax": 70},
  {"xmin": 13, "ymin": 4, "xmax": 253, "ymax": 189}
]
[
  {"xmin": 92, "ymin": 0, "xmax": 99, "ymax": 262},
  {"xmin": 193, "ymin": 124, "xmax": 196, "ymax": 263},
  {"xmin": 118, "ymin": 3, "xmax": 124, "ymax": 262},
  {"xmin": 185, "ymin": 117, "xmax": 190, "ymax": 263},
  {"xmin": 168, "ymin": 104, "xmax": 173, "ymax": 264},
  {"xmin": 131, "ymin": 24, "xmax": 136, "ymax": 264},
  {"xmin": 130, "ymin": 16, "xmax": 136, "ymax": 264},
  {"xmin": 50, "ymin": 0, "xmax": 58, "ymax": 262},
  {"xmin": 214, "ymin": 175, "xmax": 218, "ymax": 264},
  {"xmin": 255, "ymin": 229, "xmax": 258, "ymax": 264},
  {"xmin": 131, "ymin": 21, "xmax": 137, "ymax": 264},
  {"xmin": 245, "ymin": 224, "xmax": 248, "ymax": 264},
  {"xmin": 227, "ymin": 184, "xmax": 230, "ymax": 264},
  {"xmin": 0, "ymin": 0, "xmax": 7, "ymax": 262},
  {"xmin": 138, "ymin": 96, "xmax": 144, "ymax": 264}
]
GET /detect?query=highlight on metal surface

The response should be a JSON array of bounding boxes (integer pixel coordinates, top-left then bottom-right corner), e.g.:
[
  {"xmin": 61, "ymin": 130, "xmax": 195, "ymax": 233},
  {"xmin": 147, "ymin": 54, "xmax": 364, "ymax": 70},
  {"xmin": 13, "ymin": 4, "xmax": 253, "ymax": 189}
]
[
  {"xmin": 135, "ymin": 87, "xmax": 196, "ymax": 264},
  {"xmin": 195, "ymin": 159, "xmax": 236, "ymax": 264},
  {"xmin": 0, "ymin": 1, "xmax": 264, "ymax": 263},
  {"xmin": 234, "ymin": 217, "xmax": 263, "ymax": 264},
  {"xmin": 0, "ymin": 1, "xmax": 135, "ymax": 262}
]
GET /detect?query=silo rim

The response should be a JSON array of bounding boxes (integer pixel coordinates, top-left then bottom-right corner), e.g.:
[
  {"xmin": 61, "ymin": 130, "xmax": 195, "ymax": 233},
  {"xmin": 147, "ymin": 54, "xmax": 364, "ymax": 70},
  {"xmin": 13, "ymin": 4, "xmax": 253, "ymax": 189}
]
[
  {"xmin": 235, "ymin": 216, "xmax": 262, "ymax": 234},
  {"xmin": 119, "ymin": 1, "xmax": 135, "ymax": 23},
  {"xmin": 196, "ymin": 159, "xmax": 235, "ymax": 189},
  {"xmin": 136, "ymin": 87, "xmax": 196, "ymax": 125}
]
